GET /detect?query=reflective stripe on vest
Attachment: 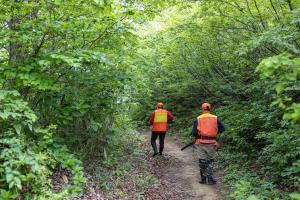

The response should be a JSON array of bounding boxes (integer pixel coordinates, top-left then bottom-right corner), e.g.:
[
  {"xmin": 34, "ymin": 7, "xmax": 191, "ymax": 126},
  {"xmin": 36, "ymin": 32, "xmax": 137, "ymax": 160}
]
[
  {"xmin": 152, "ymin": 109, "xmax": 168, "ymax": 132},
  {"xmin": 195, "ymin": 113, "xmax": 218, "ymax": 144}
]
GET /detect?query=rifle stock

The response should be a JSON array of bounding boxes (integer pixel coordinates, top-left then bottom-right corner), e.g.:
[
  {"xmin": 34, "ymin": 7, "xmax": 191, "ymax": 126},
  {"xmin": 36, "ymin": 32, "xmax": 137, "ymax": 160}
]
[
  {"xmin": 181, "ymin": 134, "xmax": 201, "ymax": 151},
  {"xmin": 181, "ymin": 141, "xmax": 195, "ymax": 151}
]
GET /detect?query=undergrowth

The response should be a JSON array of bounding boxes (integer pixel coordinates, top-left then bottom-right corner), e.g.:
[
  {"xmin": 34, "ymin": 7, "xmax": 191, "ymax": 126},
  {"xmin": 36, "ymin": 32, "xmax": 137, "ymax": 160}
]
[
  {"xmin": 77, "ymin": 115, "xmax": 157, "ymax": 199},
  {"xmin": 162, "ymin": 102, "xmax": 300, "ymax": 200}
]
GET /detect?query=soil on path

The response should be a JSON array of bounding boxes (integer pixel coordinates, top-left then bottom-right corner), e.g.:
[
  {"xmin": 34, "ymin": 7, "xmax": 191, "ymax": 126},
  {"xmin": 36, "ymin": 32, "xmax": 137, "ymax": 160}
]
[{"xmin": 144, "ymin": 132, "xmax": 223, "ymax": 200}]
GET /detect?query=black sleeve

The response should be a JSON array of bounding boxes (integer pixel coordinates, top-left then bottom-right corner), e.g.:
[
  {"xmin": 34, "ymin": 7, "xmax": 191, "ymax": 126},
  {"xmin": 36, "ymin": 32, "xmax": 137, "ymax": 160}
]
[
  {"xmin": 192, "ymin": 120, "xmax": 198, "ymax": 136},
  {"xmin": 217, "ymin": 118, "xmax": 225, "ymax": 133}
]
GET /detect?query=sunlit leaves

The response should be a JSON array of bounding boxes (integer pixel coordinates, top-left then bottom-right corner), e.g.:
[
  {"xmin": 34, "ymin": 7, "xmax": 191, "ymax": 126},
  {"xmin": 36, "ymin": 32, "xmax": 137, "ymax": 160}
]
[
  {"xmin": 257, "ymin": 53, "xmax": 300, "ymax": 123},
  {"xmin": 0, "ymin": 90, "xmax": 37, "ymax": 126}
]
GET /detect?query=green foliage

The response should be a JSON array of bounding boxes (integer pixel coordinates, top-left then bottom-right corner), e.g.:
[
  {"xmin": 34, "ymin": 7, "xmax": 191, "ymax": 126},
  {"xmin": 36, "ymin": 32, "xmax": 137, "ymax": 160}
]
[
  {"xmin": 1, "ymin": 0, "xmax": 172, "ymax": 198},
  {"xmin": 1, "ymin": 0, "xmax": 300, "ymax": 198},
  {"xmin": 218, "ymin": 158, "xmax": 286, "ymax": 199},
  {"xmin": 257, "ymin": 53, "xmax": 300, "ymax": 123},
  {"xmin": 135, "ymin": 0, "xmax": 300, "ymax": 199},
  {"xmin": 0, "ymin": 90, "xmax": 37, "ymax": 127},
  {"xmin": 0, "ymin": 90, "xmax": 86, "ymax": 199},
  {"xmin": 90, "ymin": 124, "xmax": 153, "ymax": 198},
  {"xmin": 257, "ymin": 126, "xmax": 300, "ymax": 180},
  {"xmin": 290, "ymin": 193, "xmax": 300, "ymax": 200}
]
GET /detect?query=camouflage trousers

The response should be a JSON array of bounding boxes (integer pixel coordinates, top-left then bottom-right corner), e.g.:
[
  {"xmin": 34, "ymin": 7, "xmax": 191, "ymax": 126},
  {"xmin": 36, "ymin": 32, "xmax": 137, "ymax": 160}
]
[{"xmin": 193, "ymin": 144, "xmax": 216, "ymax": 177}]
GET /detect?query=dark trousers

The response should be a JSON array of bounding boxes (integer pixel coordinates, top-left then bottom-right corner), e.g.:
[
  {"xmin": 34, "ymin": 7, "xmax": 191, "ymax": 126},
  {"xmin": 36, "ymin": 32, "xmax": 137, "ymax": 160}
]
[{"xmin": 151, "ymin": 132, "xmax": 166, "ymax": 154}]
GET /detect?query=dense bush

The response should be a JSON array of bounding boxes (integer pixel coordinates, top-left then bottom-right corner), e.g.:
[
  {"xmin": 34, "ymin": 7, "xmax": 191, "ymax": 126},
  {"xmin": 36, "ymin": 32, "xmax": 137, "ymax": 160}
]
[
  {"xmin": 0, "ymin": 90, "xmax": 86, "ymax": 199},
  {"xmin": 135, "ymin": 0, "xmax": 300, "ymax": 199},
  {"xmin": 0, "ymin": 0, "xmax": 170, "ymax": 198},
  {"xmin": 1, "ymin": 0, "xmax": 299, "ymax": 199}
]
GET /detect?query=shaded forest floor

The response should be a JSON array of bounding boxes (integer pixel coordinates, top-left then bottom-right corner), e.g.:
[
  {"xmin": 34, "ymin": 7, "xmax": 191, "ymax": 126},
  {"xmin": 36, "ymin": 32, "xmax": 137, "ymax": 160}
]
[{"xmin": 54, "ymin": 131, "xmax": 225, "ymax": 200}]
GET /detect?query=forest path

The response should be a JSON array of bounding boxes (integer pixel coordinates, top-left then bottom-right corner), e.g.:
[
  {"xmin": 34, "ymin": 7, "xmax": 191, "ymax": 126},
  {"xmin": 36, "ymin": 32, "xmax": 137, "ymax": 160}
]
[{"xmin": 144, "ymin": 131, "xmax": 222, "ymax": 200}]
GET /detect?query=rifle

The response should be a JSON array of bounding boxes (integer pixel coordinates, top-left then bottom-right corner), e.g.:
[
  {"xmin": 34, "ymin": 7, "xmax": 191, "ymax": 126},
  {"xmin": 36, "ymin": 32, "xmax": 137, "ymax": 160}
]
[
  {"xmin": 181, "ymin": 140, "xmax": 195, "ymax": 151},
  {"xmin": 181, "ymin": 134, "xmax": 201, "ymax": 151}
]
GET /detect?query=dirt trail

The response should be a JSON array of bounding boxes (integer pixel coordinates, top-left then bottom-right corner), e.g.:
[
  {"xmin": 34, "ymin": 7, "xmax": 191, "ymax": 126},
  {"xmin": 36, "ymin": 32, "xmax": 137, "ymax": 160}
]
[{"xmin": 146, "ymin": 133, "xmax": 222, "ymax": 200}]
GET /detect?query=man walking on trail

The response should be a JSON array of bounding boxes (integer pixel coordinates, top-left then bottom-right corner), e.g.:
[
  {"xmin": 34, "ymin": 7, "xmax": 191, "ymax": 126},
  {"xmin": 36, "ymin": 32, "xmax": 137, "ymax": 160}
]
[
  {"xmin": 148, "ymin": 102, "xmax": 174, "ymax": 157},
  {"xmin": 192, "ymin": 103, "xmax": 225, "ymax": 185}
]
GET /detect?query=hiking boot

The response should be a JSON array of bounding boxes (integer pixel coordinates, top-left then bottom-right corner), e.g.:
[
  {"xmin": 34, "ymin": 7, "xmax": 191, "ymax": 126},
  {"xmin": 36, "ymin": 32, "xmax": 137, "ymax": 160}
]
[
  {"xmin": 152, "ymin": 152, "xmax": 158, "ymax": 157},
  {"xmin": 199, "ymin": 176, "xmax": 207, "ymax": 184},
  {"xmin": 199, "ymin": 169, "xmax": 207, "ymax": 184},
  {"xmin": 207, "ymin": 176, "xmax": 216, "ymax": 185}
]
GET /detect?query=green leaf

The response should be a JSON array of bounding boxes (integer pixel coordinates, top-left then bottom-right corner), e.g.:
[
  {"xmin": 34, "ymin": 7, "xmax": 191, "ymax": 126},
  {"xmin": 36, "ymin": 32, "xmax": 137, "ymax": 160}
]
[
  {"xmin": 14, "ymin": 177, "xmax": 22, "ymax": 190},
  {"xmin": 290, "ymin": 193, "xmax": 300, "ymax": 200},
  {"xmin": 13, "ymin": 124, "xmax": 22, "ymax": 135},
  {"xmin": 6, "ymin": 174, "xmax": 13, "ymax": 183},
  {"xmin": 0, "ymin": 112, "xmax": 9, "ymax": 119},
  {"xmin": 247, "ymin": 195, "xmax": 260, "ymax": 200},
  {"xmin": 275, "ymin": 83, "xmax": 285, "ymax": 94}
]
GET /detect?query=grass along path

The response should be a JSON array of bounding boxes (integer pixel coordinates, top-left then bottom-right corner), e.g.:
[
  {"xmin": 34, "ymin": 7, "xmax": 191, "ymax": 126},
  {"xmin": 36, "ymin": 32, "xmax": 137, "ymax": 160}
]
[{"xmin": 66, "ymin": 131, "xmax": 224, "ymax": 200}]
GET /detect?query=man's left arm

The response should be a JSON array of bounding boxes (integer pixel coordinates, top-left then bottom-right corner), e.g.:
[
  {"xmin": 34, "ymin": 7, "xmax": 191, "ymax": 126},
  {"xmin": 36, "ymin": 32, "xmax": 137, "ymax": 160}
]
[
  {"xmin": 192, "ymin": 120, "xmax": 198, "ymax": 137},
  {"xmin": 217, "ymin": 118, "xmax": 225, "ymax": 133},
  {"xmin": 167, "ymin": 111, "xmax": 174, "ymax": 122}
]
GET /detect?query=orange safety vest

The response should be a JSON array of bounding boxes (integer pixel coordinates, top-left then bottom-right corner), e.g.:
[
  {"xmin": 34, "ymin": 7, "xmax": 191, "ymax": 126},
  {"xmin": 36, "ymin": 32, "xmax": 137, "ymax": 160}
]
[
  {"xmin": 195, "ymin": 113, "xmax": 218, "ymax": 145},
  {"xmin": 152, "ymin": 109, "xmax": 168, "ymax": 132}
]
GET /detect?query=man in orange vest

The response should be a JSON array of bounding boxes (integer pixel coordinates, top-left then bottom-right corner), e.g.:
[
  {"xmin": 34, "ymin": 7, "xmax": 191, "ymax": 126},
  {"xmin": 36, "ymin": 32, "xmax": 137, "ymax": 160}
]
[
  {"xmin": 148, "ymin": 102, "xmax": 174, "ymax": 157},
  {"xmin": 192, "ymin": 103, "xmax": 225, "ymax": 185}
]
